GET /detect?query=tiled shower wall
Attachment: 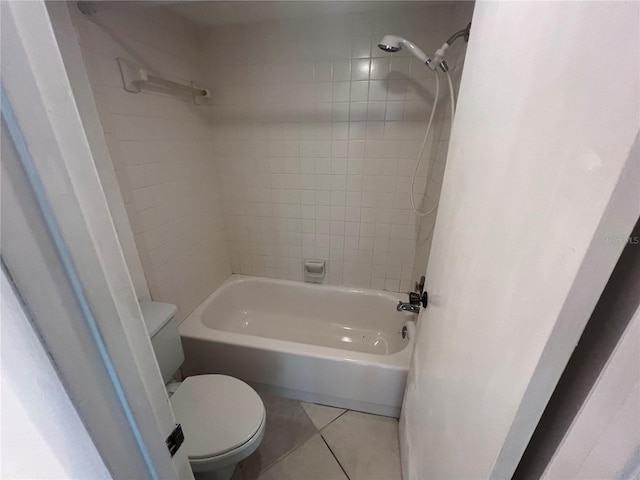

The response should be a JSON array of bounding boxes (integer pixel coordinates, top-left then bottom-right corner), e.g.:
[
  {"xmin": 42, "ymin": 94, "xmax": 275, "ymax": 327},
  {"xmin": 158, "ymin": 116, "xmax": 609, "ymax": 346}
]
[
  {"xmin": 70, "ymin": 6, "xmax": 230, "ymax": 322},
  {"xmin": 69, "ymin": 1, "xmax": 472, "ymax": 314},
  {"xmin": 204, "ymin": 4, "xmax": 471, "ymax": 291},
  {"xmin": 411, "ymin": 1, "xmax": 474, "ymax": 282}
]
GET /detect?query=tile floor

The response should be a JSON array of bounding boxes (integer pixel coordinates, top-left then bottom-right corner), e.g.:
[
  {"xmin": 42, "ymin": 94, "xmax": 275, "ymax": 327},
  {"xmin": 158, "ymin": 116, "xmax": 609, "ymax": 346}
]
[{"xmin": 233, "ymin": 393, "xmax": 402, "ymax": 480}]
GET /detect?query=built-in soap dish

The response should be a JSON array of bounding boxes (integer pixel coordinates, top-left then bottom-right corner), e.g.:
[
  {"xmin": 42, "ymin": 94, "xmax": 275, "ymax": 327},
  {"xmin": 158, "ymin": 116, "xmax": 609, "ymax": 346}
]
[{"xmin": 304, "ymin": 259, "xmax": 325, "ymax": 284}]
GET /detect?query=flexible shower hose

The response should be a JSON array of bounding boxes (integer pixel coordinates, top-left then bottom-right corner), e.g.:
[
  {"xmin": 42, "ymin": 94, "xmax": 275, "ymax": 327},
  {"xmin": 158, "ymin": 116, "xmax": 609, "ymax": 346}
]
[{"xmin": 410, "ymin": 70, "xmax": 456, "ymax": 217}]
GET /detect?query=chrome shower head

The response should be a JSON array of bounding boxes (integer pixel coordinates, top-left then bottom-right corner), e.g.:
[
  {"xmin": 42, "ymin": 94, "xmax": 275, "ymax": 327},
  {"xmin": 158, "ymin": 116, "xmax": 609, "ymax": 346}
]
[
  {"xmin": 379, "ymin": 24, "xmax": 471, "ymax": 73},
  {"xmin": 378, "ymin": 35, "xmax": 403, "ymax": 53},
  {"xmin": 379, "ymin": 44, "xmax": 402, "ymax": 53}
]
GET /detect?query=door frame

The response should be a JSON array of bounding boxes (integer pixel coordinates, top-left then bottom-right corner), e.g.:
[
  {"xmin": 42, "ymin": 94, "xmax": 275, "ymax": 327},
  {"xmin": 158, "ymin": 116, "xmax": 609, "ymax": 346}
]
[
  {"xmin": 1, "ymin": 1, "xmax": 192, "ymax": 478},
  {"xmin": 491, "ymin": 135, "xmax": 640, "ymax": 478}
]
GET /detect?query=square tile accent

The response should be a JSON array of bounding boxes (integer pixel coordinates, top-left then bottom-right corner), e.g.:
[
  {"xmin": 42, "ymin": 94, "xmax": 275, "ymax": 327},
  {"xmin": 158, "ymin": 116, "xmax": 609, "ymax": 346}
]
[
  {"xmin": 322, "ymin": 411, "xmax": 402, "ymax": 480},
  {"xmin": 301, "ymin": 402, "xmax": 346, "ymax": 430},
  {"xmin": 257, "ymin": 435, "xmax": 348, "ymax": 480}
]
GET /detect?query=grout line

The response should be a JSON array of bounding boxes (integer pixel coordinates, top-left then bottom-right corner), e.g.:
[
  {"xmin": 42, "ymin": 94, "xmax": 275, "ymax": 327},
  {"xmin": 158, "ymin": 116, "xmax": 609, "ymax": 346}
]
[
  {"xmin": 319, "ymin": 408, "xmax": 349, "ymax": 431},
  {"xmin": 320, "ymin": 432, "xmax": 351, "ymax": 480},
  {"xmin": 255, "ymin": 434, "xmax": 310, "ymax": 475},
  {"xmin": 299, "ymin": 399, "xmax": 349, "ymax": 432},
  {"xmin": 252, "ymin": 400, "xmax": 319, "ymax": 475},
  {"xmin": 296, "ymin": 401, "xmax": 350, "ymax": 478},
  {"xmin": 299, "ymin": 400, "xmax": 320, "ymax": 432},
  {"xmin": 255, "ymin": 432, "xmax": 326, "ymax": 479}
]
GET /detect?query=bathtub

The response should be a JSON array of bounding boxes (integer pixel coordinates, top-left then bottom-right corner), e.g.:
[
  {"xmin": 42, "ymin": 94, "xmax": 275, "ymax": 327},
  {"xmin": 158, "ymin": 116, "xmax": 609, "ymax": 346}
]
[{"xmin": 179, "ymin": 275, "xmax": 416, "ymax": 417}]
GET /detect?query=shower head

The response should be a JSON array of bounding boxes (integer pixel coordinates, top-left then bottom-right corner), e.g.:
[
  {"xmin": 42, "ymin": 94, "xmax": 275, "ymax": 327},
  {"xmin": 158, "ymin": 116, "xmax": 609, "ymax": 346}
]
[
  {"xmin": 378, "ymin": 35, "xmax": 403, "ymax": 53},
  {"xmin": 379, "ymin": 24, "xmax": 471, "ymax": 73},
  {"xmin": 378, "ymin": 35, "xmax": 430, "ymax": 64}
]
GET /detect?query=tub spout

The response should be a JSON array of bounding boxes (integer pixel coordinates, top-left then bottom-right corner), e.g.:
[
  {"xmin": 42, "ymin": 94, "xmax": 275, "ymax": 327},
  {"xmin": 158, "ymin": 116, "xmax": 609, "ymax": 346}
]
[
  {"xmin": 397, "ymin": 301, "xmax": 420, "ymax": 314},
  {"xmin": 397, "ymin": 291, "xmax": 426, "ymax": 314}
]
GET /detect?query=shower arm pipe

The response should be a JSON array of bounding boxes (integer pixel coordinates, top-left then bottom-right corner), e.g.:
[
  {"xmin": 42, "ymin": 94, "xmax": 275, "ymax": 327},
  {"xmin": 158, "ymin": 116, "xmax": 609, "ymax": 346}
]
[
  {"xmin": 445, "ymin": 22, "xmax": 472, "ymax": 47},
  {"xmin": 431, "ymin": 23, "xmax": 472, "ymax": 72}
]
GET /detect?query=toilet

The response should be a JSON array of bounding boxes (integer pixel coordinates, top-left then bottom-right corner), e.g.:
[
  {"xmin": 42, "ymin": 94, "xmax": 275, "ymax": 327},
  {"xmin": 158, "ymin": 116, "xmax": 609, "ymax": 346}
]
[{"xmin": 140, "ymin": 301, "xmax": 265, "ymax": 480}]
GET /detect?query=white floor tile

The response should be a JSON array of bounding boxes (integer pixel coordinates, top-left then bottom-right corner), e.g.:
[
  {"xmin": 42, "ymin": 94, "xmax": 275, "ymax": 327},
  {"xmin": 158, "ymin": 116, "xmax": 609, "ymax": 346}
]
[
  {"xmin": 301, "ymin": 401, "xmax": 346, "ymax": 430},
  {"xmin": 321, "ymin": 411, "xmax": 402, "ymax": 480},
  {"xmin": 257, "ymin": 435, "xmax": 348, "ymax": 480}
]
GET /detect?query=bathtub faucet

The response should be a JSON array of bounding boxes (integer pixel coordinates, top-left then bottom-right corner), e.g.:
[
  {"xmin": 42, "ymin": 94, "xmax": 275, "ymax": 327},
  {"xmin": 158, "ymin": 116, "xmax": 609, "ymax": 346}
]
[
  {"xmin": 396, "ymin": 290, "xmax": 428, "ymax": 314},
  {"xmin": 397, "ymin": 301, "xmax": 420, "ymax": 314},
  {"xmin": 397, "ymin": 292, "xmax": 421, "ymax": 314}
]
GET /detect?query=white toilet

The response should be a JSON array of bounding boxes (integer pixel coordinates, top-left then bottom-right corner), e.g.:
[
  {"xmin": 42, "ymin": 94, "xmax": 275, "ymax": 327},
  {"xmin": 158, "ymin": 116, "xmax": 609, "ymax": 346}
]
[{"xmin": 140, "ymin": 301, "xmax": 265, "ymax": 480}]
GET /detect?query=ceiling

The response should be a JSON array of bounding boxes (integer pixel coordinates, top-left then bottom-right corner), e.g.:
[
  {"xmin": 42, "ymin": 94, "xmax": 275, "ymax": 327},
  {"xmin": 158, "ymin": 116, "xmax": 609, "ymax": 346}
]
[{"xmin": 166, "ymin": 1, "xmax": 454, "ymax": 28}]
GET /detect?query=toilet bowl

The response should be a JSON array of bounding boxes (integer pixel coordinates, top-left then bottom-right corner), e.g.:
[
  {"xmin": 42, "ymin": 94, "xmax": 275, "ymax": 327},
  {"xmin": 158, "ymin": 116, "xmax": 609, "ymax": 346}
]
[
  {"xmin": 170, "ymin": 375, "xmax": 265, "ymax": 480},
  {"xmin": 140, "ymin": 302, "xmax": 265, "ymax": 480}
]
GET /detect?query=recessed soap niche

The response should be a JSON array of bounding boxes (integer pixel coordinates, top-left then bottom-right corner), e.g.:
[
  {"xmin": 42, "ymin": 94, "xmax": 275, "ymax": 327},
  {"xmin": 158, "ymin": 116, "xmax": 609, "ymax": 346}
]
[{"xmin": 304, "ymin": 259, "xmax": 325, "ymax": 284}]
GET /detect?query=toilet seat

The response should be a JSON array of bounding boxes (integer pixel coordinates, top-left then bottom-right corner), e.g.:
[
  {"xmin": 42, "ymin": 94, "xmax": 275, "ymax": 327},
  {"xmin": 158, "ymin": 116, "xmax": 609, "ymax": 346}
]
[{"xmin": 170, "ymin": 375, "xmax": 265, "ymax": 463}]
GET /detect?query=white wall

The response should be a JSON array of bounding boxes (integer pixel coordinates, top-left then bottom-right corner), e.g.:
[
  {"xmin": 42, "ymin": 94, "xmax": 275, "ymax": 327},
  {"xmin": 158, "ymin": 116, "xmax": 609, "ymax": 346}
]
[
  {"xmin": 542, "ymin": 307, "xmax": 640, "ymax": 479},
  {"xmin": 203, "ymin": 4, "xmax": 471, "ymax": 291},
  {"xmin": 70, "ymin": 4, "xmax": 231, "ymax": 322},
  {"xmin": 48, "ymin": 2, "xmax": 151, "ymax": 302},
  {"xmin": 400, "ymin": 1, "xmax": 640, "ymax": 479},
  {"xmin": 1, "ymin": 269, "xmax": 110, "ymax": 480}
]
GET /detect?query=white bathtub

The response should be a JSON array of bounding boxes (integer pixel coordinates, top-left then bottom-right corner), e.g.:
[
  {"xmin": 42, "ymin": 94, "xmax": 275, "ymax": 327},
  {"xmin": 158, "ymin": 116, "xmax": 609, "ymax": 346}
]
[{"xmin": 179, "ymin": 275, "xmax": 416, "ymax": 417}]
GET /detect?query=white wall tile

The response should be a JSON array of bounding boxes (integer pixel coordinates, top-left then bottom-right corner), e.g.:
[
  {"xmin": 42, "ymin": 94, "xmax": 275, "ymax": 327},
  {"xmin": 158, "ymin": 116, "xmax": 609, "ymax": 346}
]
[
  {"xmin": 73, "ymin": 6, "xmax": 232, "ymax": 322},
  {"xmin": 78, "ymin": 2, "xmax": 467, "ymax": 298}
]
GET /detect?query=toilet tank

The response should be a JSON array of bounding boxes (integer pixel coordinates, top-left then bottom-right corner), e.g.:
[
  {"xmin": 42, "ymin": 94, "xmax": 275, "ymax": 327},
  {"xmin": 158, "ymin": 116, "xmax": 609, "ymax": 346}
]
[{"xmin": 139, "ymin": 301, "xmax": 184, "ymax": 384}]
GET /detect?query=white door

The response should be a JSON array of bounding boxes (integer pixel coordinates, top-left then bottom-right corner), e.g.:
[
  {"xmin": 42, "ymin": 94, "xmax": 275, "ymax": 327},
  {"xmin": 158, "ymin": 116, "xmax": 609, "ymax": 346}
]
[
  {"xmin": 400, "ymin": 1, "xmax": 640, "ymax": 479},
  {"xmin": 1, "ymin": 1, "xmax": 193, "ymax": 478}
]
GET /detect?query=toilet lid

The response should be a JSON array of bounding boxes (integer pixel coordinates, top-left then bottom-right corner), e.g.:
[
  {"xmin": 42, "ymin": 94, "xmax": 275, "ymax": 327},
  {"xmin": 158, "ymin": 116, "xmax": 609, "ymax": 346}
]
[{"xmin": 170, "ymin": 375, "xmax": 265, "ymax": 460}]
